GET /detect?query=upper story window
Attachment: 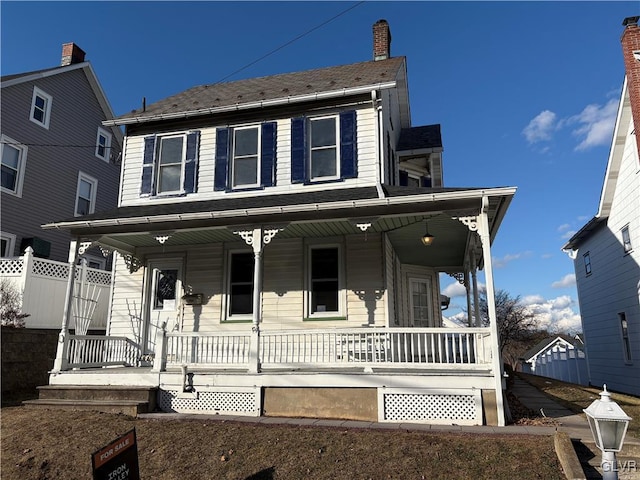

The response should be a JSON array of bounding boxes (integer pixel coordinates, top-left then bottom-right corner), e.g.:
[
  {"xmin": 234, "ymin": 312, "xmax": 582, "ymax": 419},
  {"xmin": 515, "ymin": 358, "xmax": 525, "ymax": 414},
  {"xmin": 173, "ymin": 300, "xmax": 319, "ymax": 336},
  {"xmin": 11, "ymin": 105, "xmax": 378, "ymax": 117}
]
[
  {"xmin": 75, "ymin": 172, "xmax": 97, "ymax": 216},
  {"xmin": 141, "ymin": 131, "xmax": 200, "ymax": 197},
  {"xmin": 1, "ymin": 135, "xmax": 27, "ymax": 197},
  {"xmin": 30, "ymin": 87, "xmax": 52, "ymax": 129},
  {"xmin": 291, "ymin": 110, "xmax": 357, "ymax": 184},
  {"xmin": 619, "ymin": 312, "xmax": 633, "ymax": 364},
  {"xmin": 622, "ymin": 225, "xmax": 632, "ymax": 253},
  {"xmin": 583, "ymin": 252, "xmax": 592, "ymax": 275},
  {"xmin": 215, "ymin": 123, "xmax": 276, "ymax": 191},
  {"xmin": 95, "ymin": 128, "xmax": 112, "ymax": 162}
]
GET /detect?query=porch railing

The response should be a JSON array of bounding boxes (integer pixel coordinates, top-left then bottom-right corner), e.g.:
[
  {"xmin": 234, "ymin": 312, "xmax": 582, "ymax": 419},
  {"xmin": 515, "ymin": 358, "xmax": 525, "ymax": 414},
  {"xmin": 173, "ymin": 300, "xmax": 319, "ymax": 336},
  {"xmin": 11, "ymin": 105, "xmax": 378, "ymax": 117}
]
[
  {"xmin": 260, "ymin": 328, "xmax": 491, "ymax": 368},
  {"xmin": 67, "ymin": 335, "xmax": 138, "ymax": 369},
  {"xmin": 165, "ymin": 332, "xmax": 251, "ymax": 368}
]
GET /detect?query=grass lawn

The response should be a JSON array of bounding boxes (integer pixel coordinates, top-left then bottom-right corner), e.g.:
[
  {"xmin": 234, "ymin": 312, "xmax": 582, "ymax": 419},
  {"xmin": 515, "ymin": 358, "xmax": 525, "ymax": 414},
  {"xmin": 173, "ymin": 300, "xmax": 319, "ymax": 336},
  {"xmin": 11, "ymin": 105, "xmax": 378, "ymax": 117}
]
[
  {"xmin": 1, "ymin": 406, "xmax": 564, "ymax": 480},
  {"xmin": 517, "ymin": 372, "xmax": 640, "ymax": 438}
]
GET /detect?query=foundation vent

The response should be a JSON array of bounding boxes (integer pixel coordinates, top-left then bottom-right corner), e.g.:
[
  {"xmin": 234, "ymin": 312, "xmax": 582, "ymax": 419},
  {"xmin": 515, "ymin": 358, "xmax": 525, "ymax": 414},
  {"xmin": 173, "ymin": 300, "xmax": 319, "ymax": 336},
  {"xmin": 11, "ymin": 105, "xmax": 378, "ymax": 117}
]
[
  {"xmin": 158, "ymin": 388, "xmax": 260, "ymax": 416},
  {"xmin": 383, "ymin": 392, "xmax": 479, "ymax": 424}
]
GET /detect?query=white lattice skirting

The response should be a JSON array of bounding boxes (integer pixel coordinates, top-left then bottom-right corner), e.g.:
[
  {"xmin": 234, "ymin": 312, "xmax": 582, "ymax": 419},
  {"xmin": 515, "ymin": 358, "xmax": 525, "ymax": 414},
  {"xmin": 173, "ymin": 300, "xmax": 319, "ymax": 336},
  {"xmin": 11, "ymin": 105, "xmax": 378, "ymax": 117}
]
[
  {"xmin": 379, "ymin": 389, "xmax": 482, "ymax": 425},
  {"xmin": 157, "ymin": 387, "xmax": 261, "ymax": 416}
]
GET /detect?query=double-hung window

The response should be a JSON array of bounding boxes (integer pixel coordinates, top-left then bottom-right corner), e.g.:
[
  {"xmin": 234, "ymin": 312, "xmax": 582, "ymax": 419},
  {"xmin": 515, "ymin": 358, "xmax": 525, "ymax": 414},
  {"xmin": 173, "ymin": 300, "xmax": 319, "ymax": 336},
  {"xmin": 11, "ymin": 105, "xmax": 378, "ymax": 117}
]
[
  {"xmin": 291, "ymin": 110, "xmax": 357, "ymax": 184},
  {"xmin": 214, "ymin": 123, "xmax": 276, "ymax": 191},
  {"xmin": 141, "ymin": 131, "xmax": 200, "ymax": 196},
  {"xmin": 583, "ymin": 252, "xmax": 592, "ymax": 275},
  {"xmin": 30, "ymin": 87, "xmax": 52, "ymax": 129},
  {"xmin": 225, "ymin": 251, "xmax": 254, "ymax": 320},
  {"xmin": 1, "ymin": 135, "xmax": 27, "ymax": 197},
  {"xmin": 232, "ymin": 126, "xmax": 260, "ymax": 188},
  {"xmin": 95, "ymin": 128, "xmax": 112, "ymax": 161},
  {"xmin": 0, "ymin": 232, "xmax": 16, "ymax": 257},
  {"xmin": 306, "ymin": 245, "xmax": 344, "ymax": 319},
  {"xmin": 619, "ymin": 313, "xmax": 632, "ymax": 363},
  {"xmin": 75, "ymin": 172, "xmax": 97, "ymax": 216}
]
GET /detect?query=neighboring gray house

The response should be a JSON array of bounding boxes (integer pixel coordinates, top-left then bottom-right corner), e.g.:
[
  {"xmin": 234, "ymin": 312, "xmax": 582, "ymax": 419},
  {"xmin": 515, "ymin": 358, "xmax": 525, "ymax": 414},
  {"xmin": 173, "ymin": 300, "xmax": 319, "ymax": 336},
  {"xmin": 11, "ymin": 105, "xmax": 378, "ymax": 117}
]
[
  {"xmin": 563, "ymin": 17, "xmax": 640, "ymax": 396},
  {"xmin": 40, "ymin": 21, "xmax": 517, "ymax": 426},
  {"xmin": 1, "ymin": 43, "xmax": 122, "ymax": 267}
]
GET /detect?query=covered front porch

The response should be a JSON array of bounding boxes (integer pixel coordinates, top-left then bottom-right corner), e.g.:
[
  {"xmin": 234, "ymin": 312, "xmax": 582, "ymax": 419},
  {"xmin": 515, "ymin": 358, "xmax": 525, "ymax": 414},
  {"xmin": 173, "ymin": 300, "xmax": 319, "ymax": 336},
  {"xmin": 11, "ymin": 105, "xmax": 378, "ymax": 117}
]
[{"xmin": 44, "ymin": 186, "xmax": 514, "ymax": 425}]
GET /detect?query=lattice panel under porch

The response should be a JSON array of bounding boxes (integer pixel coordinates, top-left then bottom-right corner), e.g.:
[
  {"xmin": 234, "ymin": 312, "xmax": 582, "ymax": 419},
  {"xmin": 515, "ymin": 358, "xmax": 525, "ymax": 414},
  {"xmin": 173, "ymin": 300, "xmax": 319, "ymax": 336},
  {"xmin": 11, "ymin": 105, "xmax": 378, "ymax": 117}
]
[
  {"xmin": 158, "ymin": 389, "xmax": 260, "ymax": 416},
  {"xmin": 0, "ymin": 258, "xmax": 23, "ymax": 275},
  {"xmin": 383, "ymin": 392, "xmax": 479, "ymax": 424}
]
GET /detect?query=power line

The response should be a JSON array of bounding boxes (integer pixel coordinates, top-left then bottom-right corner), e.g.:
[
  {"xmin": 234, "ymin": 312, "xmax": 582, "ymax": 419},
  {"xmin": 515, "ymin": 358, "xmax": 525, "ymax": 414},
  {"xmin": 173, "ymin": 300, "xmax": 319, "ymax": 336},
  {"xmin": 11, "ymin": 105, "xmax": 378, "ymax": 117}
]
[{"xmin": 214, "ymin": 1, "xmax": 366, "ymax": 84}]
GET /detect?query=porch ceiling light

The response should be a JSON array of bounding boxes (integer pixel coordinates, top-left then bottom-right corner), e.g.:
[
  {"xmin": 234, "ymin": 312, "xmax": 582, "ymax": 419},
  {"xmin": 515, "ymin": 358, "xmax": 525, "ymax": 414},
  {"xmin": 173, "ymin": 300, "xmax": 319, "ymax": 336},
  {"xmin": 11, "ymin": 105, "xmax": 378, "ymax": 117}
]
[
  {"xmin": 421, "ymin": 221, "xmax": 435, "ymax": 246},
  {"xmin": 153, "ymin": 232, "xmax": 173, "ymax": 245}
]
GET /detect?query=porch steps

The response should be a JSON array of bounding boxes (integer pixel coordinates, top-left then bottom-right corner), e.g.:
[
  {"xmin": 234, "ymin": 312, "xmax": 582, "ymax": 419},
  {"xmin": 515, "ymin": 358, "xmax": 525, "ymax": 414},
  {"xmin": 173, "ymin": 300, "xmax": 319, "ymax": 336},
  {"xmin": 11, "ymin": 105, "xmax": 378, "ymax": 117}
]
[
  {"xmin": 23, "ymin": 385, "xmax": 157, "ymax": 417},
  {"xmin": 572, "ymin": 439, "xmax": 640, "ymax": 480}
]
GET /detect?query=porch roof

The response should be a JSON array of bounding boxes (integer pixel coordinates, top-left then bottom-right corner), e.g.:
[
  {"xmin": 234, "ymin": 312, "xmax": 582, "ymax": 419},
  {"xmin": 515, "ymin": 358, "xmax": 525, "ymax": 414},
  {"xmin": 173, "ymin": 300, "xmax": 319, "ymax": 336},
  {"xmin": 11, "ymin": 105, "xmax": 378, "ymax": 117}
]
[{"xmin": 42, "ymin": 184, "xmax": 515, "ymax": 270}]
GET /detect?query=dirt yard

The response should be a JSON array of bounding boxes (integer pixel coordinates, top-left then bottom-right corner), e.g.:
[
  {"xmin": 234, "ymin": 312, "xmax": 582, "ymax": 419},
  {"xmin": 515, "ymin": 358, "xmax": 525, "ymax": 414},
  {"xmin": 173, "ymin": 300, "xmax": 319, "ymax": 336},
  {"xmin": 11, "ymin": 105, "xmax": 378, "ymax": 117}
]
[{"xmin": 1, "ymin": 406, "xmax": 564, "ymax": 480}]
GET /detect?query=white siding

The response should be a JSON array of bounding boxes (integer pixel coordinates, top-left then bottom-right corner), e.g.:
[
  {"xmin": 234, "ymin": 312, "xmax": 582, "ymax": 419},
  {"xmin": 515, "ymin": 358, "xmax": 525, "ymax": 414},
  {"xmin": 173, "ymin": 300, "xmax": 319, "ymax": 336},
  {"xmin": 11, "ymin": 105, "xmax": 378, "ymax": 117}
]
[
  {"xmin": 262, "ymin": 238, "xmax": 304, "ymax": 327},
  {"xmin": 181, "ymin": 244, "xmax": 223, "ymax": 330},
  {"xmin": 573, "ymin": 119, "xmax": 640, "ymax": 395},
  {"xmin": 108, "ymin": 254, "xmax": 146, "ymax": 342},
  {"xmin": 119, "ymin": 106, "xmax": 380, "ymax": 206},
  {"xmin": 345, "ymin": 233, "xmax": 385, "ymax": 326}
]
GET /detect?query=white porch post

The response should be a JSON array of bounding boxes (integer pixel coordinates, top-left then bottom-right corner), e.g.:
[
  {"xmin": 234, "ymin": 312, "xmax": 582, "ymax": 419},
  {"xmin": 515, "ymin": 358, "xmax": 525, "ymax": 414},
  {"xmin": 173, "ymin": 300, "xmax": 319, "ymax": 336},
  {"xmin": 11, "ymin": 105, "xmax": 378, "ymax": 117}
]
[
  {"xmin": 464, "ymin": 270, "xmax": 472, "ymax": 327},
  {"xmin": 52, "ymin": 238, "xmax": 81, "ymax": 373},
  {"xmin": 469, "ymin": 247, "xmax": 481, "ymax": 327},
  {"xmin": 477, "ymin": 196, "xmax": 506, "ymax": 426},
  {"xmin": 249, "ymin": 228, "xmax": 263, "ymax": 374}
]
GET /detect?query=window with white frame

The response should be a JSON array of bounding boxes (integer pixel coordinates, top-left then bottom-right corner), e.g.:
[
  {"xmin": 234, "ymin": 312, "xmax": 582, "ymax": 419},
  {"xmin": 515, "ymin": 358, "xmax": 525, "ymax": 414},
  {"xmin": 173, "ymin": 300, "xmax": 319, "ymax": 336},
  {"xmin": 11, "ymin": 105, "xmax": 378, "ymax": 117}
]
[
  {"xmin": 30, "ymin": 87, "xmax": 52, "ymax": 129},
  {"xmin": 622, "ymin": 225, "xmax": 632, "ymax": 253},
  {"xmin": 1, "ymin": 135, "xmax": 27, "ymax": 197},
  {"xmin": 307, "ymin": 245, "xmax": 344, "ymax": 318},
  {"xmin": 226, "ymin": 251, "xmax": 254, "ymax": 319},
  {"xmin": 157, "ymin": 135, "xmax": 185, "ymax": 194},
  {"xmin": 75, "ymin": 172, "xmax": 97, "ymax": 216},
  {"xmin": 309, "ymin": 116, "xmax": 340, "ymax": 181},
  {"xmin": 95, "ymin": 127, "xmax": 112, "ymax": 161},
  {"xmin": 231, "ymin": 126, "xmax": 261, "ymax": 188},
  {"xmin": 0, "ymin": 232, "xmax": 16, "ymax": 257},
  {"xmin": 619, "ymin": 312, "xmax": 632, "ymax": 363},
  {"xmin": 583, "ymin": 252, "xmax": 592, "ymax": 275},
  {"xmin": 409, "ymin": 277, "xmax": 433, "ymax": 327}
]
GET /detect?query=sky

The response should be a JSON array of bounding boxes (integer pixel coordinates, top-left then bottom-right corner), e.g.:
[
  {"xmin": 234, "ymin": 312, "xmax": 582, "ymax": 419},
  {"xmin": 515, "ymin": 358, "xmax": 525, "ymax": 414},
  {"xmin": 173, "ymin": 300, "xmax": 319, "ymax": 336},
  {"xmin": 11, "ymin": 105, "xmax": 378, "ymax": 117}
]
[{"xmin": 2, "ymin": 1, "xmax": 636, "ymax": 334}]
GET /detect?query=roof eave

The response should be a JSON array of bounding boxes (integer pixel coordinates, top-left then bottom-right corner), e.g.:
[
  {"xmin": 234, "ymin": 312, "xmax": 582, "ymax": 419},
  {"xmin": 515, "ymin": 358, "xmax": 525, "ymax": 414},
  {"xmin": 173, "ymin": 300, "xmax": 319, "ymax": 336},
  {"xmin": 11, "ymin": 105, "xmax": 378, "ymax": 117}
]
[{"xmin": 104, "ymin": 81, "xmax": 398, "ymax": 127}]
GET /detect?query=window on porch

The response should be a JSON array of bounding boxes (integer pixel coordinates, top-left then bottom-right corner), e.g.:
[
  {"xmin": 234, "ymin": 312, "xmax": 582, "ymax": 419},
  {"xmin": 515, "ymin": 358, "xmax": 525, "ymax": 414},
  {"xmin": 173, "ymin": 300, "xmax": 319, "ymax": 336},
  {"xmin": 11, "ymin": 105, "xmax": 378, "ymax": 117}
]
[
  {"xmin": 307, "ymin": 245, "xmax": 344, "ymax": 319},
  {"xmin": 228, "ymin": 251, "xmax": 254, "ymax": 318}
]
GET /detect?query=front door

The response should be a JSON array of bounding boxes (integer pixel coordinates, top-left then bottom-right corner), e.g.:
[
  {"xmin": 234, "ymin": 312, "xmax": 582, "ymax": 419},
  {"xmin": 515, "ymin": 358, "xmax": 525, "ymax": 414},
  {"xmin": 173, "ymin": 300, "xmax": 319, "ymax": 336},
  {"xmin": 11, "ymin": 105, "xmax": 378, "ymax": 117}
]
[
  {"xmin": 409, "ymin": 277, "xmax": 433, "ymax": 327},
  {"xmin": 144, "ymin": 259, "xmax": 183, "ymax": 356}
]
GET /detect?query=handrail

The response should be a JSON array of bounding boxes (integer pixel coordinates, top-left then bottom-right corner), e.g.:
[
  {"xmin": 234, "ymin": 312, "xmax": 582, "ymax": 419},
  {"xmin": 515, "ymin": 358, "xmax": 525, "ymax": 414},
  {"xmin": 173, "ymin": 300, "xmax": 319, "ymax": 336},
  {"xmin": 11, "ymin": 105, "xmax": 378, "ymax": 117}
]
[{"xmin": 67, "ymin": 335, "xmax": 138, "ymax": 369}]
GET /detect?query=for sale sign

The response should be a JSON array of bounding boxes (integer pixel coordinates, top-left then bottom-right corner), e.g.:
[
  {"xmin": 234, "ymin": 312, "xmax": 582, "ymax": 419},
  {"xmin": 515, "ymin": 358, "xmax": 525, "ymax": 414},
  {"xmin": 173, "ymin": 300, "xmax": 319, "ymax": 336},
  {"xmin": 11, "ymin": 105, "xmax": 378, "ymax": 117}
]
[{"xmin": 92, "ymin": 429, "xmax": 140, "ymax": 480}]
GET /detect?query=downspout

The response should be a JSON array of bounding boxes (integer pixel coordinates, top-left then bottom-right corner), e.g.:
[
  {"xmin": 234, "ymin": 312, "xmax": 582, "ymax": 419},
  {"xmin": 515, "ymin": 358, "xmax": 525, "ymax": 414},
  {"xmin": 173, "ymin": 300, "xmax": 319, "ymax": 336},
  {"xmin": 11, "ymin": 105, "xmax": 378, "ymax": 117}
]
[{"xmin": 372, "ymin": 90, "xmax": 386, "ymax": 199}]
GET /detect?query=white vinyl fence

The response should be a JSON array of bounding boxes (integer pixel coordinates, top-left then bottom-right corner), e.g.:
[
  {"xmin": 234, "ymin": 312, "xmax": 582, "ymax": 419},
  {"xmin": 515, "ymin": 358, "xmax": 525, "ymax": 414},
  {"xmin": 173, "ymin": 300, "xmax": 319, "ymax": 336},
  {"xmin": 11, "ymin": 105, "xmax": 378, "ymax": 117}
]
[{"xmin": 0, "ymin": 247, "xmax": 112, "ymax": 330}]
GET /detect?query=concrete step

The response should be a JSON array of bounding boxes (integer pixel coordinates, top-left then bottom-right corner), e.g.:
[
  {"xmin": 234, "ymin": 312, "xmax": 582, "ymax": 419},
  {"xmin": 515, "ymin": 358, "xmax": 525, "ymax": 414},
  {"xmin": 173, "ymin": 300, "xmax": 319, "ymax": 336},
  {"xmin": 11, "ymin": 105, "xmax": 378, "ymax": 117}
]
[
  {"xmin": 24, "ymin": 385, "xmax": 158, "ymax": 416},
  {"xmin": 22, "ymin": 398, "xmax": 147, "ymax": 417},
  {"xmin": 573, "ymin": 439, "xmax": 640, "ymax": 480}
]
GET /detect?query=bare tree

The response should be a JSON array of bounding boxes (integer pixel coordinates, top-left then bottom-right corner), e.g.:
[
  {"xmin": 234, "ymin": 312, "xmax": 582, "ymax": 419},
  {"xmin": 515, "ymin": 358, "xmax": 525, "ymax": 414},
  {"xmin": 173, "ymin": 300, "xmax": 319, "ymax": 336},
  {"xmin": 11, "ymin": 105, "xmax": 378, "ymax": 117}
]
[{"xmin": 478, "ymin": 289, "xmax": 540, "ymax": 368}]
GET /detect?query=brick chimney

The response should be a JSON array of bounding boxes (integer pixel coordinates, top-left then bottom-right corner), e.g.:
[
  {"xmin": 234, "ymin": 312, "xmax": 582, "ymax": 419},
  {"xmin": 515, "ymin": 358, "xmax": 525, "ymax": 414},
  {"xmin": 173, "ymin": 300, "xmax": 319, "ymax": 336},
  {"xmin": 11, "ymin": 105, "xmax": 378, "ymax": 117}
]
[
  {"xmin": 61, "ymin": 42, "xmax": 86, "ymax": 66},
  {"xmin": 621, "ymin": 16, "xmax": 640, "ymax": 157},
  {"xmin": 373, "ymin": 19, "xmax": 391, "ymax": 61}
]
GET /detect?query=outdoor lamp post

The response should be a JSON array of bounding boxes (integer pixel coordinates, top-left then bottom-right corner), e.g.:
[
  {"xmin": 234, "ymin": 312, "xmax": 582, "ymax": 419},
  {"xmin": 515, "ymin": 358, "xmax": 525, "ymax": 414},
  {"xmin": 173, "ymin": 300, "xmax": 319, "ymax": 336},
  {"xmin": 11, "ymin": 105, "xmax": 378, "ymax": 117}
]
[{"xmin": 583, "ymin": 385, "xmax": 632, "ymax": 480}]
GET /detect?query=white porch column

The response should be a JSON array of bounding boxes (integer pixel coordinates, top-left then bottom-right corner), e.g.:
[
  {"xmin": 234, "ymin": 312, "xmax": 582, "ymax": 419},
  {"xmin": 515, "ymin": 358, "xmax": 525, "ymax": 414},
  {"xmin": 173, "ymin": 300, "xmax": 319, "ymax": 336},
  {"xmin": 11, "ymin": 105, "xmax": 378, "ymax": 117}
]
[
  {"xmin": 464, "ymin": 270, "xmax": 472, "ymax": 327},
  {"xmin": 477, "ymin": 196, "xmax": 506, "ymax": 427},
  {"xmin": 52, "ymin": 238, "xmax": 81, "ymax": 373},
  {"xmin": 469, "ymin": 247, "xmax": 481, "ymax": 327}
]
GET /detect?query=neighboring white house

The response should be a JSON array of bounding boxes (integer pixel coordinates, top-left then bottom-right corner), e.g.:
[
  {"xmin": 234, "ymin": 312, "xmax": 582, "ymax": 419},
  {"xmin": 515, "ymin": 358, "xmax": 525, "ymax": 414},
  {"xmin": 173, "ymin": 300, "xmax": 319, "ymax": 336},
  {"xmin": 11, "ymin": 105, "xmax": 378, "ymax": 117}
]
[
  {"xmin": 520, "ymin": 335, "xmax": 588, "ymax": 386},
  {"xmin": 41, "ymin": 21, "xmax": 517, "ymax": 426},
  {"xmin": 563, "ymin": 17, "xmax": 640, "ymax": 396}
]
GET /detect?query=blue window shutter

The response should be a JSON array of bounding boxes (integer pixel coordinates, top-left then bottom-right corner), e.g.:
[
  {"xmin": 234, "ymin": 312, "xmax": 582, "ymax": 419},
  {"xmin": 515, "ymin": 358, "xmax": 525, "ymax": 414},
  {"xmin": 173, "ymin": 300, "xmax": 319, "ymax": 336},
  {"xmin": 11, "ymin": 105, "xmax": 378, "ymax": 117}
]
[
  {"xmin": 183, "ymin": 131, "xmax": 200, "ymax": 193},
  {"xmin": 214, "ymin": 128, "xmax": 230, "ymax": 191},
  {"xmin": 291, "ymin": 117, "xmax": 307, "ymax": 184},
  {"xmin": 261, "ymin": 122, "xmax": 276, "ymax": 187},
  {"xmin": 340, "ymin": 110, "xmax": 357, "ymax": 179},
  {"xmin": 421, "ymin": 176, "xmax": 432, "ymax": 188},
  {"xmin": 399, "ymin": 170, "xmax": 408, "ymax": 186},
  {"xmin": 141, "ymin": 135, "xmax": 156, "ymax": 196}
]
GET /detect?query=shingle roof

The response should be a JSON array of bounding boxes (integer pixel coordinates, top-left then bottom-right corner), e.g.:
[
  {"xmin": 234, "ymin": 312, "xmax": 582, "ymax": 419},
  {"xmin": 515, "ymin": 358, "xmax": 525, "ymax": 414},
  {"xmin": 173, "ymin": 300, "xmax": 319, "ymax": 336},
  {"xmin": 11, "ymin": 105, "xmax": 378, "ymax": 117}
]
[
  {"xmin": 113, "ymin": 57, "xmax": 406, "ymax": 124},
  {"xmin": 397, "ymin": 125, "xmax": 442, "ymax": 151},
  {"xmin": 1, "ymin": 66, "xmax": 62, "ymax": 83},
  {"xmin": 522, "ymin": 335, "xmax": 582, "ymax": 361}
]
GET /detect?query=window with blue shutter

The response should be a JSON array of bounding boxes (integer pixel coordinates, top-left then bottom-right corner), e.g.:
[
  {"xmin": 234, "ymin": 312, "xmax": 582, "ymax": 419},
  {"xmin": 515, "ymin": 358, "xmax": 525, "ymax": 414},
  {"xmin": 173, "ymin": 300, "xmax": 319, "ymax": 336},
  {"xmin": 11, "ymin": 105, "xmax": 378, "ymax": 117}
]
[
  {"xmin": 260, "ymin": 122, "xmax": 276, "ymax": 187},
  {"xmin": 291, "ymin": 111, "xmax": 357, "ymax": 184}
]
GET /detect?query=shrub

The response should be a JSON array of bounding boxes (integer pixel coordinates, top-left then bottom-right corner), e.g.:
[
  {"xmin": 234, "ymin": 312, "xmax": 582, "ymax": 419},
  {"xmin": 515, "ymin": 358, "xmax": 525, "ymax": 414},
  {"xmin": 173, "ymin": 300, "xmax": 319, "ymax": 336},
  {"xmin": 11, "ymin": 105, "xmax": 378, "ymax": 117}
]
[{"xmin": 0, "ymin": 278, "xmax": 29, "ymax": 328}]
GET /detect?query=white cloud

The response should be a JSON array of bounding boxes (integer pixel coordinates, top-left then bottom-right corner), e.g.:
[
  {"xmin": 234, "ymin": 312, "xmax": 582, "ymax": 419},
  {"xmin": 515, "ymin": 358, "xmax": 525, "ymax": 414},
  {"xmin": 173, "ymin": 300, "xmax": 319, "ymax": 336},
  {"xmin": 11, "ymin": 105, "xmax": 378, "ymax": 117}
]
[
  {"xmin": 442, "ymin": 282, "xmax": 467, "ymax": 298},
  {"xmin": 560, "ymin": 229, "xmax": 576, "ymax": 240},
  {"xmin": 560, "ymin": 98, "xmax": 618, "ymax": 151},
  {"xmin": 557, "ymin": 223, "xmax": 571, "ymax": 233},
  {"xmin": 551, "ymin": 273, "xmax": 576, "ymax": 289},
  {"xmin": 524, "ymin": 295, "xmax": 582, "ymax": 334},
  {"xmin": 541, "ymin": 253, "xmax": 553, "ymax": 259},
  {"xmin": 493, "ymin": 251, "xmax": 532, "ymax": 269},
  {"xmin": 522, "ymin": 110, "xmax": 557, "ymax": 144}
]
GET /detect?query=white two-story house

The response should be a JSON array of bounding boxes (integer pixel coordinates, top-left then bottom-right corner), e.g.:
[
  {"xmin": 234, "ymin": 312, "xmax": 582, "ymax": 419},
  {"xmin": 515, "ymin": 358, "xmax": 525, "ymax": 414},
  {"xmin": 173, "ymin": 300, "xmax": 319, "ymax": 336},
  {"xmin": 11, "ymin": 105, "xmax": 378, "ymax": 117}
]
[
  {"xmin": 563, "ymin": 16, "xmax": 640, "ymax": 396},
  {"xmin": 41, "ymin": 21, "xmax": 516, "ymax": 425}
]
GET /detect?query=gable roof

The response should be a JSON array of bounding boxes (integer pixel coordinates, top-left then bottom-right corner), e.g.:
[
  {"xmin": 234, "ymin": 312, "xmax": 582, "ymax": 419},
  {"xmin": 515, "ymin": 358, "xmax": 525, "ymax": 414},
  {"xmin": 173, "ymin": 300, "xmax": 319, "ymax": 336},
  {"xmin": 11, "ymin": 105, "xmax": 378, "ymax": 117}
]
[
  {"xmin": 522, "ymin": 335, "xmax": 581, "ymax": 362},
  {"xmin": 105, "ymin": 57, "xmax": 409, "ymax": 127},
  {"xmin": 1, "ymin": 61, "xmax": 124, "ymax": 146}
]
